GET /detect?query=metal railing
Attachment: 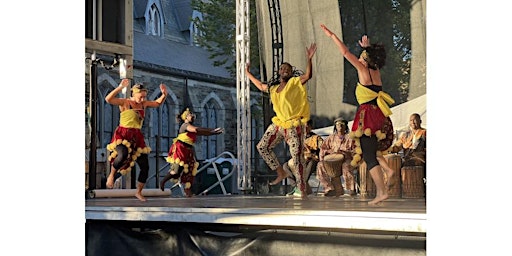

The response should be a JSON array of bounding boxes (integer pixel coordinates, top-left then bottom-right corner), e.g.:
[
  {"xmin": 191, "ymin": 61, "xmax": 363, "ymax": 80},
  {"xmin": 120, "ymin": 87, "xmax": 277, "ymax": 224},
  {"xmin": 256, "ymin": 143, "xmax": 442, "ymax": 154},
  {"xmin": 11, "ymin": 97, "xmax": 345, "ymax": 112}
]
[{"xmin": 149, "ymin": 151, "xmax": 237, "ymax": 197}]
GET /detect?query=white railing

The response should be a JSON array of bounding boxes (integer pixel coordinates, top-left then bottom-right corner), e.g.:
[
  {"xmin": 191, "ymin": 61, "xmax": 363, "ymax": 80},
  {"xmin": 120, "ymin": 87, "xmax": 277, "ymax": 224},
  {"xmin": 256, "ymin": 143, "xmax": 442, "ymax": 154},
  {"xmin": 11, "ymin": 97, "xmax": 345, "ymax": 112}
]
[{"xmin": 166, "ymin": 151, "xmax": 238, "ymax": 196}]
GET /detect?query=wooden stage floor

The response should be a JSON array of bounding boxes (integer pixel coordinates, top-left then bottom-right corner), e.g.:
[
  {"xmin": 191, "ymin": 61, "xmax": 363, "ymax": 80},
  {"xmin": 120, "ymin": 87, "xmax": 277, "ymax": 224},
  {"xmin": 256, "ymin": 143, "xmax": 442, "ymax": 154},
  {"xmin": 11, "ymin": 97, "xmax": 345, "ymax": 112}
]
[{"xmin": 85, "ymin": 193, "xmax": 426, "ymax": 237}]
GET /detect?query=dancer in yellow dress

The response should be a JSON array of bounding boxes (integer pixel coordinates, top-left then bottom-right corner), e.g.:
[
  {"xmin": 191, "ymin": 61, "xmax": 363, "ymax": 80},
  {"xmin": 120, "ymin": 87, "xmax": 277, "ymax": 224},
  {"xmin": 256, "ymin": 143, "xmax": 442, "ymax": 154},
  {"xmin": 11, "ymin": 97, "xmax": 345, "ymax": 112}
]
[
  {"xmin": 159, "ymin": 108, "xmax": 223, "ymax": 197},
  {"xmin": 105, "ymin": 79, "xmax": 168, "ymax": 201}
]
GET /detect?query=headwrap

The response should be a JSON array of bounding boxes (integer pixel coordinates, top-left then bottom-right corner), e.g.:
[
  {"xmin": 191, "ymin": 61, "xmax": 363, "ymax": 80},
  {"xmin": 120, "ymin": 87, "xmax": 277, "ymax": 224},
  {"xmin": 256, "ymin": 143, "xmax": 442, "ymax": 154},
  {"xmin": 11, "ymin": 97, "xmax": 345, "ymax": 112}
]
[
  {"xmin": 360, "ymin": 50, "xmax": 371, "ymax": 64},
  {"xmin": 334, "ymin": 117, "xmax": 347, "ymax": 126},
  {"xmin": 131, "ymin": 84, "xmax": 147, "ymax": 94},
  {"xmin": 181, "ymin": 108, "xmax": 191, "ymax": 121},
  {"xmin": 333, "ymin": 117, "xmax": 348, "ymax": 133}
]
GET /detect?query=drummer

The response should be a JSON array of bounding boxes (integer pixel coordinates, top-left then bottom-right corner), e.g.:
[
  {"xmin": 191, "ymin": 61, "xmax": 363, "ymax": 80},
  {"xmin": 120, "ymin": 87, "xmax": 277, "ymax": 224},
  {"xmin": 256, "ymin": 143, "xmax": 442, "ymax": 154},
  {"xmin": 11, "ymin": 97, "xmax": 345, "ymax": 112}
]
[
  {"xmin": 317, "ymin": 118, "xmax": 357, "ymax": 197},
  {"xmin": 390, "ymin": 113, "xmax": 426, "ymax": 167}
]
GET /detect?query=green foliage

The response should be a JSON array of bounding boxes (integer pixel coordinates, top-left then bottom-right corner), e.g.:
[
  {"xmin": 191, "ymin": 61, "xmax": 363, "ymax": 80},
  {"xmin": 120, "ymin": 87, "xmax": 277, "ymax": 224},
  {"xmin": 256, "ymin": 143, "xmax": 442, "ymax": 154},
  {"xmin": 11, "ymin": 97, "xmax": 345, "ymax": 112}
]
[{"xmin": 191, "ymin": 0, "xmax": 260, "ymax": 78}]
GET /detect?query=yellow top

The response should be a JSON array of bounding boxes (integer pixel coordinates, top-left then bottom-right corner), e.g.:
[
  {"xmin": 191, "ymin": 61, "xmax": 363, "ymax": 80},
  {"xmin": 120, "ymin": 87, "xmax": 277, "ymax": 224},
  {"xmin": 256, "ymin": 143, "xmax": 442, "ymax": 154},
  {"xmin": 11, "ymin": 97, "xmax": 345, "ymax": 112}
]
[
  {"xmin": 270, "ymin": 77, "xmax": 310, "ymax": 129},
  {"xmin": 173, "ymin": 132, "xmax": 195, "ymax": 146},
  {"xmin": 119, "ymin": 109, "xmax": 144, "ymax": 129},
  {"xmin": 355, "ymin": 83, "xmax": 395, "ymax": 117}
]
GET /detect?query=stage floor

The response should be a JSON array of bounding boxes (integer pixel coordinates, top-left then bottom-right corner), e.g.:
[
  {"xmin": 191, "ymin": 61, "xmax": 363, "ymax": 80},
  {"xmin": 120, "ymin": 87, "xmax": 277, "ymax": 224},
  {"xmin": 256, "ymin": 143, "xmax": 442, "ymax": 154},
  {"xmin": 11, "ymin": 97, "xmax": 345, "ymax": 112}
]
[{"xmin": 85, "ymin": 193, "xmax": 426, "ymax": 236}]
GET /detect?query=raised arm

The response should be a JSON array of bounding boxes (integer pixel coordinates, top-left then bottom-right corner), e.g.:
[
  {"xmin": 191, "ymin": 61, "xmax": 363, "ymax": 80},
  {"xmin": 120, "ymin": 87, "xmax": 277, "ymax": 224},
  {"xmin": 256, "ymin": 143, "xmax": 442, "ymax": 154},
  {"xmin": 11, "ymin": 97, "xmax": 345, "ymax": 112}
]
[
  {"xmin": 245, "ymin": 63, "xmax": 269, "ymax": 92},
  {"xmin": 320, "ymin": 24, "xmax": 364, "ymax": 71},
  {"xmin": 144, "ymin": 83, "xmax": 168, "ymax": 108},
  {"xmin": 300, "ymin": 43, "xmax": 317, "ymax": 85},
  {"xmin": 105, "ymin": 78, "xmax": 130, "ymax": 106}
]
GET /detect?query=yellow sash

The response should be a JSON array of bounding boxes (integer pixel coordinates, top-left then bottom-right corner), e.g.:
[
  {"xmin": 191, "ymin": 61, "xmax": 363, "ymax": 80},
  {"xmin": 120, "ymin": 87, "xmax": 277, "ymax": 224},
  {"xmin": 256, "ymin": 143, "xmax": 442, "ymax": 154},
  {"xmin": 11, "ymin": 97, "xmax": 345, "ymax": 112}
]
[
  {"xmin": 355, "ymin": 83, "xmax": 395, "ymax": 117},
  {"xmin": 173, "ymin": 132, "xmax": 195, "ymax": 146}
]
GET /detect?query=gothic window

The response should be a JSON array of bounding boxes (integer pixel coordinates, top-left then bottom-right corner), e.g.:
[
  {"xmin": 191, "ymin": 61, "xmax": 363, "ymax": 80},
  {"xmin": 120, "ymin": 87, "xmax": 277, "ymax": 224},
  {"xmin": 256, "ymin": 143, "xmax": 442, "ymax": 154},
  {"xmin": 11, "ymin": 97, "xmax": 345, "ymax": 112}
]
[
  {"xmin": 190, "ymin": 10, "xmax": 203, "ymax": 46},
  {"xmin": 146, "ymin": 95, "xmax": 175, "ymax": 156},
  {"xmin": 201, "ymin": 102, "xmax": 218, "ymax": 160},
  {"xmin": 148, "ymin": 4, "xmax": 161, "ymax": 36}
]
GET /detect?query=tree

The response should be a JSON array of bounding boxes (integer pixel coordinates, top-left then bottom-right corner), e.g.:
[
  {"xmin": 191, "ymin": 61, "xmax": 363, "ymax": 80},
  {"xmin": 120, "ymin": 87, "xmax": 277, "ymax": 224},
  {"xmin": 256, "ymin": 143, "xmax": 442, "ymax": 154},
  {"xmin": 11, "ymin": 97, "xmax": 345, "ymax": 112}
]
[{"xmin": 191, "ymin": 0, "xmax": 260, "ymax": 79}]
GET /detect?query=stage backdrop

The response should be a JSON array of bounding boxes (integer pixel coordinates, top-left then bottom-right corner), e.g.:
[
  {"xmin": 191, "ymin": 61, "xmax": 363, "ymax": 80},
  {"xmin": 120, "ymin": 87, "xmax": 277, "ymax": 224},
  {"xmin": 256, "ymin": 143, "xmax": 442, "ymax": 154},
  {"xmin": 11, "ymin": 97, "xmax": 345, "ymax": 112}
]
[{"xmin": 254, "ymin": 0, "xmax": 357, "ymax": 121}]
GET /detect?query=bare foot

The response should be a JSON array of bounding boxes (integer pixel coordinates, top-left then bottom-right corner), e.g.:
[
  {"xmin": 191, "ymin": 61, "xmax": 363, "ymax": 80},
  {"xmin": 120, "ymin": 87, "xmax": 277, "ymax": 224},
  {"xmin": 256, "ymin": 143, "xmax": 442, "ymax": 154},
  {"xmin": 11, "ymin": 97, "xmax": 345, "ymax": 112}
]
[
  {"xmin": 269, "ymin": 168, "xmax": 288, "ymax": 185},
  {"xmin": 135, "ymin": 192, "xmax": 147, "ymax": 202},
  {"xmin": 184, "ymin": 189, "xmax": 193, "ymax": 198},
  {"xmin": 106, "ymin": 175, "xmax": 114, "ymax": 189},
  {"xmin": 368, "ymin": 194, "xmax": 388, "ymax": 205}
]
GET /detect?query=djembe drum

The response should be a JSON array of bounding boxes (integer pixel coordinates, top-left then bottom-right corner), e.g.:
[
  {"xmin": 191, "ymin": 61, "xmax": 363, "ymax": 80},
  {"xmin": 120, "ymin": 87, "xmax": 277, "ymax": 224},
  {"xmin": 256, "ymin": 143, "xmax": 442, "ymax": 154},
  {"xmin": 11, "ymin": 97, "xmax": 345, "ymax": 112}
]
[
  {"xmin": 323, "ymin": 153, "xmax": 345, "ymax": 195},
  {"xmin": 384, "ymin": 154, "xmax": 402, "ymax": 198},
  {"xmin": 401, "ymin": 165, "xmax": 425, "ymax": 198}
]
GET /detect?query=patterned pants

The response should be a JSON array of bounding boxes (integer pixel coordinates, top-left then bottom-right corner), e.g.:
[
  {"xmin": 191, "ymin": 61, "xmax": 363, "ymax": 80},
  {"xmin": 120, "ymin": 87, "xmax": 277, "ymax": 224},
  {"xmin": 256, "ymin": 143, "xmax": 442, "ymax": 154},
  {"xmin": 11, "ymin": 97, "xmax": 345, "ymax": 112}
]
[{"xmin": 257, "ymin": 123, "xmax": 306, "ymax": 192}]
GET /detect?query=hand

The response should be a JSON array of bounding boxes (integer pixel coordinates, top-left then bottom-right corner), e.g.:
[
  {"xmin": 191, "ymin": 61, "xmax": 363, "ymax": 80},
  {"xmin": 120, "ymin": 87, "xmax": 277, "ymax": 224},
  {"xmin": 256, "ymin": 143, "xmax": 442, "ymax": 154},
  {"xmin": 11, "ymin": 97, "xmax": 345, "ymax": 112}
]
[
  {"xmin": 159, "ymin": 83, "xmax": 167, "ymax": 95},
  {"xmin": 320, "ymin": 24, "xmax": 333, "ymax": 37},
  {"xmin": 213, "ymin": 127, "xmax": 224, "ymax": 134},
  {"xmin": 306, "ymin": 43, "xmax": 317, "ymax": 59},
  {"xmin": 119, "ymin": 78, "xmax": 130, "ymax": 88},
  {"xmin": 358, "ymin": 35, "xmax": 370, "ymax": 48},
  {"xmin": 245, "ymin": 63, "xmax": 251, "ymax": 74}
]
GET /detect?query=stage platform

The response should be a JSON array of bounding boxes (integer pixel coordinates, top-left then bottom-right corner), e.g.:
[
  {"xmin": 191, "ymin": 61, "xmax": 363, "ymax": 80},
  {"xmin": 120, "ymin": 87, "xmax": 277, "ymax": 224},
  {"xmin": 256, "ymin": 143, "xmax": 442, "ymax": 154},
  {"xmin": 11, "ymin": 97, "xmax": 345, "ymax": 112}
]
[
  {"xmin": 86, "ymin": 192, "xmax": 426, "ymax": 255},
  {"xmin": 86, "ymin": 193, "xmax": 426, "ymax": 235}
]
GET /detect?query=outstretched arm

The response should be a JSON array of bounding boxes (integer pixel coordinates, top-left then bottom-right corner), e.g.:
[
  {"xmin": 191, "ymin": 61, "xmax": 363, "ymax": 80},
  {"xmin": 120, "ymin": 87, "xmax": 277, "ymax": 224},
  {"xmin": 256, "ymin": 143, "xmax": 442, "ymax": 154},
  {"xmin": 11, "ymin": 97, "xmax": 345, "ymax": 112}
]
[
  {"xmin": 105, "ymin": 78, "xmax": 130, "ymax": 106},
  {"xmin": 320, "ymin": 24, "xmax": 363, "ymax": 70},
  {"xmin": 186, "ymin": 123, "xmax": 224, "ymax": 136},
  {"xmin": 245, "ymin": 63, "xmax": 269, "ymax": 92},
  {"xmin": 144, "ymin": 83, "xmax": 168, "ymax": 108},
  {"xmin": 300, "ymin": 43, "xmax": 317, "ymax": 85}
]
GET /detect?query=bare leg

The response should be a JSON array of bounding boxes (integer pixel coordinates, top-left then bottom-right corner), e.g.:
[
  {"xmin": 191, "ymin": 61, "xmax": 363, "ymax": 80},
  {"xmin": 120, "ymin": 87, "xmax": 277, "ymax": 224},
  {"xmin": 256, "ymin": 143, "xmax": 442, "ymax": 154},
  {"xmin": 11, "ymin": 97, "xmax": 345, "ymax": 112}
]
[
  {"xmin": 135, "ymin": 182, "xmax": 147, "ymax": 202},
  {"xmin": 269, "ymin": 165, "xmax": 288, "ymax": 185},
  {"xmin": 368, "ymin": 165, "xmax": 388, "ymax": 205},
  {"xmin": 160, "ymin": 172, "xmax": 180, "ymax": 191},
  {"xmin": 377, "ymin": 156, "xmax": 395, "ymax": 188},
  {"xmin": 106, "ymin": 168, "xmax": 117, "ymax": 189}
]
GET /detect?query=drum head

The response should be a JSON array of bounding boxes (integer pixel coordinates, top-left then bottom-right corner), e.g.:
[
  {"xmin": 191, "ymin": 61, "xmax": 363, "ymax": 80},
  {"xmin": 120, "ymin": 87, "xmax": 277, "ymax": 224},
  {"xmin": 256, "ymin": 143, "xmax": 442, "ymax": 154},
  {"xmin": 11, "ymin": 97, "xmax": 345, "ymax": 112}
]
[{"xmin": 324, "ymin": 153, "xmax": 344, "ymax": 162}]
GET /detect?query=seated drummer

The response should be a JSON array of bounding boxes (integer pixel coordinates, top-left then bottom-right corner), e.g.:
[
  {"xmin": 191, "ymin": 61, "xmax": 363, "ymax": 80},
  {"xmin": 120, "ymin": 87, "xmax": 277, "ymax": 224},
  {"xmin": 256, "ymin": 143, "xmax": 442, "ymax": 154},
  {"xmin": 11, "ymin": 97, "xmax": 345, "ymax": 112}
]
[
  {"xmin": 316, "ymin": 118, "xmax": 356, "ymax": 197},
  {"xmin": 390, "ymin": 113, "xmax": 426, "ymax": 167}
]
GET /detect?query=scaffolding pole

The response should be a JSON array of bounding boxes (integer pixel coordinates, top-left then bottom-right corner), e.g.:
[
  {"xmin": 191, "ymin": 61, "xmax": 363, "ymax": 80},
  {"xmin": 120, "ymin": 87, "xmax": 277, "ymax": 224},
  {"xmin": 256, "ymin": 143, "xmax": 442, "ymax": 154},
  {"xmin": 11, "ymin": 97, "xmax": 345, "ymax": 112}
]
[{"xmin": 236, "ymin": 0, "xmax": 252, "ymax": 193}]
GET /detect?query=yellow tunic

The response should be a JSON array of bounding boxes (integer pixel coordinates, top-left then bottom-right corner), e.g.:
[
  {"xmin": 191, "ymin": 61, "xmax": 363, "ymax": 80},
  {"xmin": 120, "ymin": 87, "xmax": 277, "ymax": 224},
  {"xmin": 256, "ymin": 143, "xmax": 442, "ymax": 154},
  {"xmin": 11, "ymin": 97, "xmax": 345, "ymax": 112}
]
[
  {"xmin": 119, "ymin": 109, "xmax": 144, "ymax": 129},
  {"xmin": 269, "ymin": 76, "xmax": 310, "ymax": 129}
]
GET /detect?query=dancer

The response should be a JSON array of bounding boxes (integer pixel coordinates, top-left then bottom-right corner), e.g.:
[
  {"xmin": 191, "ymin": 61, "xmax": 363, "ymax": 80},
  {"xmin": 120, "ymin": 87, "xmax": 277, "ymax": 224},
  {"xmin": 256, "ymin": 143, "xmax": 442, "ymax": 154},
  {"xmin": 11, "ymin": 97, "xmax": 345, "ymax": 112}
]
[
  {"xmin": 159, "ymin": 108, "xmax": 224, "ymax": 197},
  {"xmin": 105, "ymin": 79, "xmax": 168, "ymax": 201},
  {"xmin": 245, "ymin": 43, "xmax": 317, "ymax": 199},
  {"xmin": 283, "ymin": 120, "xmax": 323, "ymax": 196},
  {"xmin": 321, "ymin": 24, "xmax": 395, "ymax": 205}
]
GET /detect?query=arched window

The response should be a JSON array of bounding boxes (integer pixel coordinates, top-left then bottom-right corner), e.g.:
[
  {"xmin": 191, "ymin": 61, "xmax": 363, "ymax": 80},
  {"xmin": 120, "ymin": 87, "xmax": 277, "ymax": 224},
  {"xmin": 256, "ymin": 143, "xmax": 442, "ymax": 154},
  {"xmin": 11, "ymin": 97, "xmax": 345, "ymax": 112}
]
[
  {"xmin": 148, "ymin": 4, "xmax": 161, "ymax": 36},
  {"xmin": 190, "ymin": 10, "xmax": 203, "ymax": 46},
  {"xmin": 200, "ymin": 102, "xmax": 218, "ymax": 160}
]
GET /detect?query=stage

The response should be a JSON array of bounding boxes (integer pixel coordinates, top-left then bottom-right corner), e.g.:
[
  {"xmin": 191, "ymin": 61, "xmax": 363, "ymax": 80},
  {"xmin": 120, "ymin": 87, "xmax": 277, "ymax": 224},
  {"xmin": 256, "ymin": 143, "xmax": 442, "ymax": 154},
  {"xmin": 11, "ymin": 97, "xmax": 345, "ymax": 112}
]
[{"xmin": 85, "ymin": 192, "xmax": 426, "ymax": 255}]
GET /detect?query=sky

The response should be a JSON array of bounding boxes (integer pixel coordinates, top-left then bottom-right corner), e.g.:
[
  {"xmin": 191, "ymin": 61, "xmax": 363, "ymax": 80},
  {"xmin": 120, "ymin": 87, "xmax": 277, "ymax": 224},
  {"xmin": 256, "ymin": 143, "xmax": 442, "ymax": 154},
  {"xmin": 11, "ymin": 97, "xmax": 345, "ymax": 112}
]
[{"xmin": 1, "ymin": 1, "xmax": 511, "ymax": 254}]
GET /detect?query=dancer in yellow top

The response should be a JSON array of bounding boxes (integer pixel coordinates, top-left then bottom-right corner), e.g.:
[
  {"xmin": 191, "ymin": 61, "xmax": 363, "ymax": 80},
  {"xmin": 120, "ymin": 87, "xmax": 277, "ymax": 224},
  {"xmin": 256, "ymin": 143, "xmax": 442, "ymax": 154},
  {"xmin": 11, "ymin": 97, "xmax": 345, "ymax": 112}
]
[
  {"xmin": 105, "ymin": 78, "xmax": 168, "ymax": 201},
  {"xmin": 159, "ymin": 108, "xmax": 223, "ymax": 197},
  {"xmin": 321, "ymin": 24, "xmax": 394, "ymax": 205},
  {"xmin": 245, "ymin": 43, "xmax": 317, "ymax": 199}
]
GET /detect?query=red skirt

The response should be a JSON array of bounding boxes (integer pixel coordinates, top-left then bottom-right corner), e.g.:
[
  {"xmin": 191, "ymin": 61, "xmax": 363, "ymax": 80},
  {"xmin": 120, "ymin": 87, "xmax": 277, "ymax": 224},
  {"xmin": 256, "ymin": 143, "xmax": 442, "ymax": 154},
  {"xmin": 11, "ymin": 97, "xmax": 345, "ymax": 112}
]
[{"xmin": 351, "ymin": 104, "xmax": 394, "ymax": 151}]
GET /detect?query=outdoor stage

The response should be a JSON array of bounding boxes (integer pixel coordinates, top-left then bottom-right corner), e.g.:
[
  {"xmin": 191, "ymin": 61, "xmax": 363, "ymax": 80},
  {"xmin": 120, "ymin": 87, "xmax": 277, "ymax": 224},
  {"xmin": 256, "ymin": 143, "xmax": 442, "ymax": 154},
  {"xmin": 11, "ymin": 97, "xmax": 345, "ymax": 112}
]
[{"xmin": 85, "ymin": 192, "xmax": 426, "ymax": 255}]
